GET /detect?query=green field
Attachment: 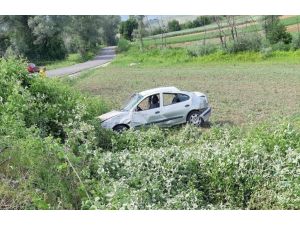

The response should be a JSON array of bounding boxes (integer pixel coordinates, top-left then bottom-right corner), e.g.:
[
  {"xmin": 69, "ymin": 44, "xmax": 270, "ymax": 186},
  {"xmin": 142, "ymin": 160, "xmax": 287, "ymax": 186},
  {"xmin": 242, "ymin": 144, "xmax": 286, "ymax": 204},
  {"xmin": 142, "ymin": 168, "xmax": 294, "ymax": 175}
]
[
  {"xmin": 145, "ymin": 16, "xmax": 300, "ymax": 46},
  {"xmin": 68, "ymin": 55, "xmax": 300, "ymax": 126}
]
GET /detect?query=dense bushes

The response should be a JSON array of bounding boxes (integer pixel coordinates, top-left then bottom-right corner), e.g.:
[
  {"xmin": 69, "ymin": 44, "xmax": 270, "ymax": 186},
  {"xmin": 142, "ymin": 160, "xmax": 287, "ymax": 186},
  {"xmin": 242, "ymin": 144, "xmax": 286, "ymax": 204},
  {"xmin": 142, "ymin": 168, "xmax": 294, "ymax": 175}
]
[
  {"xmin": 225, "ymin": 34, "xmax": 263, "ymax": 53},
  {"xmin": 82, "ymin": 121, "xmax": 300, "ymax": 209},
  {"xmin": 117, "ymin": 38, "xmax": 131, "ymax": 52},
  {"xmin": 187, "ymin": 43, "xmax": 218, "ymax": 56},
  {"xmin": 0, "ymin": 58, "xmax": 109, "ymax": 209},
  {"xmin": 168, "ymin": 20, "xmax": 181, "ymax": 32}
]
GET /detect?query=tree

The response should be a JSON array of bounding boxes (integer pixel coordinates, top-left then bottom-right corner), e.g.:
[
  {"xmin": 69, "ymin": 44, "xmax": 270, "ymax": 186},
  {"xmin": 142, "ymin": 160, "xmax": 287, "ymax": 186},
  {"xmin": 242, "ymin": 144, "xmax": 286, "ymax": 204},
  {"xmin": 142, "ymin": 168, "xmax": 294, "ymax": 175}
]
[
  {"xmin": 136, "ymin": 15, "xmax": 145, "ymax": 51},
  {"xmin": 119, "ymin": 16, "xmax": 138, "ymax": 41},
  {"xmin": 214, "ymin": 16, "xmax": 227, "ymax": 49},
  {"xmin": 100, "ymin": 15, "xmax": 121, "ymax": 45},
  {"xmin": 0, "ymin": 15, "xmax": 36, "ymax": 58},
  {"xmin": 261, "ymin": 16, "xmax": 292, "ymax": 44},
  {"xmin": 28, "ymin": 16, "xmax": 67, "ymax": 60},
  {"xmin": 0, "ymin": 16, "xmax": 121, "ymax": 60},
  {"xmin": 225, "ymin": 16, "xmax": 238, "ymax": 41},
  {"xmin": 192, "ymin": 16, "xmax": 212, "ymax": 28},
  {"xmin": 168, "ymin": 20, "xmax": 181, "ymax": 32}
]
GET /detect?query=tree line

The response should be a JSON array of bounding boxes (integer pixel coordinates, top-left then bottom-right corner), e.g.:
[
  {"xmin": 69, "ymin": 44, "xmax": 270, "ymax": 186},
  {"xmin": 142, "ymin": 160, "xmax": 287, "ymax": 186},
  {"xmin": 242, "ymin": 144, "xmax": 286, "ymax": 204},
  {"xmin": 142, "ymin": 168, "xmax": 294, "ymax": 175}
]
[{"xmin": 0, "ymin": 16, "xmax": 121, "ymax": 61}]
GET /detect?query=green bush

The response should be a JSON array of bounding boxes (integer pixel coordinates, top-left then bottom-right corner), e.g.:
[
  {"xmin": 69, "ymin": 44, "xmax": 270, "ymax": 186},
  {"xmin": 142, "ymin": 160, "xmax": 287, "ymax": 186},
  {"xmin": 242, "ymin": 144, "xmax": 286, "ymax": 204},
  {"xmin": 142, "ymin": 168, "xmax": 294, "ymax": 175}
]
[
  {"xmin": 168, "ymin": 20, "xmax": 181, "ymax": 32},
  {"xmin": 0, "ymin": 58, "xmax": 108, "ymax": 209},
  {"xmin": 225, "ymin": 34, "xmax": 262, "ymax": 53},
  {"xmin": 187, "ymin": 43, "xmax": 218, "ymax": 56},
  {"xmin": 292, "ymin": 34, "xmax": 300, "ymax": 50},
  {"xmin": 83, "ymin": 121, "xmax": 300, "ymax": 209},
  {"xmin": 271, "ymin": 41, "xmax": 291, "ymax": 51},
  {"xmin": 117, "ymin": 38, "xmax": 130, "ymax": 52}
]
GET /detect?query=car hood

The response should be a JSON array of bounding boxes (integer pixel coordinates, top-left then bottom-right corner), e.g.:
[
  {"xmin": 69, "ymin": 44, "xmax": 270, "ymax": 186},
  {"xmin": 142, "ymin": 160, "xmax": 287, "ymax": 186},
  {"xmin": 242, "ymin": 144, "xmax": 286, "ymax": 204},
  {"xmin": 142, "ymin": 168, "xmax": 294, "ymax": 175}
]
[{"xmin": 98, "ymin": 110, "xmax": 125, "ymax": 122}]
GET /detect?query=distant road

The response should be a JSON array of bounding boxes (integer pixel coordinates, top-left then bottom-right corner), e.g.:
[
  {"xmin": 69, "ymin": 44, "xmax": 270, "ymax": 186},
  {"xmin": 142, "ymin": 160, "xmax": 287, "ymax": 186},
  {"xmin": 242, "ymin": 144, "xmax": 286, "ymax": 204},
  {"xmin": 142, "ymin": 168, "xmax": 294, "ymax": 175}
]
[{"xmin": 47, "ymin": 46, "xmax": 116, "ymax": 77}]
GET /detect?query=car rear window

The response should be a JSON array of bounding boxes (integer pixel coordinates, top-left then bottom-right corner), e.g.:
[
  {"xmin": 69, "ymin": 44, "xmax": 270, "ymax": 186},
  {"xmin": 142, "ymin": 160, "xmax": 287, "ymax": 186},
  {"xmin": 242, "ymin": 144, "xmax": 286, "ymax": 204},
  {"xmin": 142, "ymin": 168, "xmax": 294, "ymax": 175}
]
[{"xmin": 163, "ymin": 93, "xmax": 190, "ymax": 106}]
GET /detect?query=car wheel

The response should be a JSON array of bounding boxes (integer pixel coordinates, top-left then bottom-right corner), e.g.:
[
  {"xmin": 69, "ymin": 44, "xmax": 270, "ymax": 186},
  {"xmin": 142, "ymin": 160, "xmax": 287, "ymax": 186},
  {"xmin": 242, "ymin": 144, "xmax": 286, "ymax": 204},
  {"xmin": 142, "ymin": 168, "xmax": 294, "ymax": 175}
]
[
  {"xmin": 187, "ymin": 111, "xmax": 203, "ymax": 126},
  {"xmin": 113, "ymin": 124, "xmax": 129, "ymax": 133}
]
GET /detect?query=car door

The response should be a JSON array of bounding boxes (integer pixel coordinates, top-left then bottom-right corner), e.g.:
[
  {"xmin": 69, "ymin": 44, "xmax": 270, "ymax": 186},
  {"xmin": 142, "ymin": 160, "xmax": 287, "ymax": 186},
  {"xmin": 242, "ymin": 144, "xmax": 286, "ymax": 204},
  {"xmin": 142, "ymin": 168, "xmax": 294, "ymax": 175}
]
[
  {"xmin": 130, "ymin": 93, "xmax": 164, "ymax": 128},
  {"xmin": 160, "ymin": 92, "xmax": 192, "ymax": 126}
]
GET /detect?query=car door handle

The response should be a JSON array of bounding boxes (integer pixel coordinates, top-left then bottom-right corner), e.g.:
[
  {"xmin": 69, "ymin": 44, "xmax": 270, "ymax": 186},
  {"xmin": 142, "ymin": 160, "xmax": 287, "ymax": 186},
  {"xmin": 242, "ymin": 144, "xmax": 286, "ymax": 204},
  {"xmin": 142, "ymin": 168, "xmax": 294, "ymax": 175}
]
[
  {"xmin": 155, "ymin": 111, "xmax": 160, "ymax": 114},
  {"xmin": 185, "ymin": 104, "xmax": 190, "ymax": 107}
]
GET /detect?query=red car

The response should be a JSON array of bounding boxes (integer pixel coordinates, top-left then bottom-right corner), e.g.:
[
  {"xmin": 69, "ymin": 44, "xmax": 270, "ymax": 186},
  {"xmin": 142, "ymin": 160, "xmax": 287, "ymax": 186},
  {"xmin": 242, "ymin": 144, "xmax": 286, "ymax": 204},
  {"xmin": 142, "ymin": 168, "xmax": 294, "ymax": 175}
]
[{"xmin": 27, "ymin": 63, "xmax": 40, "ymax": 73}]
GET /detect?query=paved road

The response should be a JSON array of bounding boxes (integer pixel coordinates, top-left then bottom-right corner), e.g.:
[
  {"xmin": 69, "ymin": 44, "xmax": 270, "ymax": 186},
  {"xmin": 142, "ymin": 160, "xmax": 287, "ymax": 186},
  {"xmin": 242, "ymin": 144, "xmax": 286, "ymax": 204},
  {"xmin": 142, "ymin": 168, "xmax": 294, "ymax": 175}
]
[{"xmin": 47, "ymin": 46, "xmax": 116, "ymax": 77}]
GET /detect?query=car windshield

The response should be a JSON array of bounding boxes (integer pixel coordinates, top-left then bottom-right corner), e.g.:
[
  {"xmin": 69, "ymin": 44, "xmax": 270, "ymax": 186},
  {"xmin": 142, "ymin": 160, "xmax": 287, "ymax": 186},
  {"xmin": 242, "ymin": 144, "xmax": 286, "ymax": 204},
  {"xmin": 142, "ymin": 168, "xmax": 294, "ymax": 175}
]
[{"xmin": 121, "ymin": 93, "xmax": 143, "ymax": 111}]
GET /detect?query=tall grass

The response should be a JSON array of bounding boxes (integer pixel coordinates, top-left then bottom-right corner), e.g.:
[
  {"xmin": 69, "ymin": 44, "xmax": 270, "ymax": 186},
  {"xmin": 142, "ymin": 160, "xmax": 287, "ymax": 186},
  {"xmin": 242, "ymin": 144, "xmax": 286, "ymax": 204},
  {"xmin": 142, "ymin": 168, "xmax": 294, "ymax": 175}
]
[{"xmin": 112, "ymin": 45, "xmax": 300, "ymax": 67}]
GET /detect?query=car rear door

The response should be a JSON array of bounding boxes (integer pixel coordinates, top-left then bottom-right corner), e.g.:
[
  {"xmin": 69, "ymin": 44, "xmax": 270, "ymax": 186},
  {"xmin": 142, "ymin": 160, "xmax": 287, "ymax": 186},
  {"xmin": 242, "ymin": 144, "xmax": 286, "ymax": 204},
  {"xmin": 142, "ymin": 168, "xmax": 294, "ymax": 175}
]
[{"xmin": 160, "ymin": 93, "xmax": 192, "ymax": 126}]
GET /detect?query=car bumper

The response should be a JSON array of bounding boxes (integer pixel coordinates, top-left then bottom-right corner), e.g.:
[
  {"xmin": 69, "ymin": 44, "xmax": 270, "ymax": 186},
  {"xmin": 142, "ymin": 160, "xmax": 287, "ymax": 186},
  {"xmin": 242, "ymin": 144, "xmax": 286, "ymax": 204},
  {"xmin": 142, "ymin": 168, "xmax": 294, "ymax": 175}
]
[{"xmin": 200, "ymin": 107, "xmax": 211, "ymax": 122}]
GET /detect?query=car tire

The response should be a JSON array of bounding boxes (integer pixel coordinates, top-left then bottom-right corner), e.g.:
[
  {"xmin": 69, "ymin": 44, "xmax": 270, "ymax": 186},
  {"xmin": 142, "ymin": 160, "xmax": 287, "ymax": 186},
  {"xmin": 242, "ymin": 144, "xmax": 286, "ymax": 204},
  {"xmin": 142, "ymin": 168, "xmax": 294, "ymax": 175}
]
[
  {"xmin": 187, "ymin": 111, "xmax": 203, "ymax": 127},
  {"xmin": 113, "ymin": 124, "xmax": 129, "ymax": 133}
]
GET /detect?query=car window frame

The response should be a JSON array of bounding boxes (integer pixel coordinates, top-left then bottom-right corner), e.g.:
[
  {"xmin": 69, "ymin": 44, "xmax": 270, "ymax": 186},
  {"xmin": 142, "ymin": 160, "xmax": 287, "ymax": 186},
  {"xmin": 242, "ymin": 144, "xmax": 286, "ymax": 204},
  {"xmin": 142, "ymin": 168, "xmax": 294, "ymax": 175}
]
[
  {"xmin": 135, "ymin": 93, "xmax": 161, "ymax": 112},
  {"xmin": 162, "ymin": 92, "xmax": 190, "ymax": 107}
]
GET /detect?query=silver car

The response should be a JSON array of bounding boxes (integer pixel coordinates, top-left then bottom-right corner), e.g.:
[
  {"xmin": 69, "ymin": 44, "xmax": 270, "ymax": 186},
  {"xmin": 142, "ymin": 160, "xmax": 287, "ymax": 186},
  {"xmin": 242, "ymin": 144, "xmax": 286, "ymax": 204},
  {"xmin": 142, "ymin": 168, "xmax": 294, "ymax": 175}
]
[{"xmin": 99, "ymin": 87, "xmax": 211, "ymax": 132}]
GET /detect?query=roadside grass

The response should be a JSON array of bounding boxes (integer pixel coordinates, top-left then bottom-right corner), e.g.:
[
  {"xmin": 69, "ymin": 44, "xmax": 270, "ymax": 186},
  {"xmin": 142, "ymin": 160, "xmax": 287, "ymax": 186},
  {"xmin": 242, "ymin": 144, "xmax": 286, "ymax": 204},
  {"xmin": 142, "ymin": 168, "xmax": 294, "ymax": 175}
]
[
  {"xmin": 112, "ymin": 46, "xmax": 300, "ymax": 67},
  {"xmin": 68, "ymin": 60, "xmax": 300, "ymax": 126},
  {"xmin": 37, "ymin": 53, "xmax": 83, "ymax": 70},
  {"xmin": 37, "ymin": 50, "xmax": 99, "ymax": 70}
]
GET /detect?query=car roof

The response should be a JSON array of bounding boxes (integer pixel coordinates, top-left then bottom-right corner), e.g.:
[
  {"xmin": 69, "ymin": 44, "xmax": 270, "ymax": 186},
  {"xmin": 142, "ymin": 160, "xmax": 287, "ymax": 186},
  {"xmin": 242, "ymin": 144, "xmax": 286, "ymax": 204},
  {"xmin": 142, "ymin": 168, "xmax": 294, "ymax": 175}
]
[{"xmin": 139, "ymin": 86, "xmax": 180, "ymax": 96}]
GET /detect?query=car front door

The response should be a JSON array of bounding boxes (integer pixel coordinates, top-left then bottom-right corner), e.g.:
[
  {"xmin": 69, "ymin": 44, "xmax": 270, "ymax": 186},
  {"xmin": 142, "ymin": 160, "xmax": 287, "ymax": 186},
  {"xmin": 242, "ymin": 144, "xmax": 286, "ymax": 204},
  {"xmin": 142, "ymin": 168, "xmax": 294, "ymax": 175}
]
[
  {"xmin": 130, "ymin": 93, "xmax": 164, "ymax": 128},
  {"xmin": 160, "ymin": 93, "xmax": 192, "ymax": 126}
]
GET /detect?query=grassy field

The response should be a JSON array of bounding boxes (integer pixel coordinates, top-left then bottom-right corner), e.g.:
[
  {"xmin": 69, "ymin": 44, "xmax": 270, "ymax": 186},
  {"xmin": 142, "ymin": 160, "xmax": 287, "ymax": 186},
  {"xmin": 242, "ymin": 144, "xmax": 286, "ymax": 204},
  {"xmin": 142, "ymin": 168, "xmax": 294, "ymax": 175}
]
[{"xmin": 67, "ymin": 59, "xmax": 300, "ymax": 126}]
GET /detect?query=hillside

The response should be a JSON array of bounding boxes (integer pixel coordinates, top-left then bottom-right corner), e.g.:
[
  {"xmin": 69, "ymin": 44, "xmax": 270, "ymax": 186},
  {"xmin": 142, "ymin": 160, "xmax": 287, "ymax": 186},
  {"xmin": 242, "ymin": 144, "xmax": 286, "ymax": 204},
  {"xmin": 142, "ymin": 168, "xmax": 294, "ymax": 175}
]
[{"xmin": 143, "ymin": 15, "xmax": 300, "ymax": 47}]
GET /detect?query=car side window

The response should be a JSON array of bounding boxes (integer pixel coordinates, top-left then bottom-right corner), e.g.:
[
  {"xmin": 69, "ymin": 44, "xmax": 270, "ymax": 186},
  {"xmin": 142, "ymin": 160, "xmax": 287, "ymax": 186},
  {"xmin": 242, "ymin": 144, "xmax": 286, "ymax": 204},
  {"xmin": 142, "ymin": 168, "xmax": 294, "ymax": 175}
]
[
  {"xmin": 136, "ymin": 94, "xmax": 160, "ymax": 111},
  {"xmin": 163, "ymin": 93, "xmax": 190, "ymax": 106}
]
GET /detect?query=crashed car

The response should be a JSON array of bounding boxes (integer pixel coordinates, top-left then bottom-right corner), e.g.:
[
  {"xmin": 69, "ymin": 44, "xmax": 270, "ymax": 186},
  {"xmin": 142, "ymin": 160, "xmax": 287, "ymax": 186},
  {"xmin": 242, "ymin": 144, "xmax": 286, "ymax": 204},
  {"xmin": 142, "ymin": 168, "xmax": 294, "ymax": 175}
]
[{"xmin": 99, "ymin": 86, "xmax": 211, "ymax": 132}]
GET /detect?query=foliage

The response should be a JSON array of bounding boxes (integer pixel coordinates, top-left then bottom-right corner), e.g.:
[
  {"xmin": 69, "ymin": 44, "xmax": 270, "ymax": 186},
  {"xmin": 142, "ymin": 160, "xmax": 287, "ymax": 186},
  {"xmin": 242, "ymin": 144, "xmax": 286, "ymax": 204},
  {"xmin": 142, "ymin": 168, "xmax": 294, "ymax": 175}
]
[
  {"xmin": 168, "ymin": 20, "xmax": 181, "ymax": 32},
  {"xmin": 82, "ymin": 121, "xmax": 300, "ymax": 209},
  {"xmin": 1, "ymin": 58, "xmax": 300, "ymax": 210},
  {"xmin": 100, "ymin": 16, "xmax": 121, "ymax": 46},
  {"xmin": 112, "ymin": 43, "xmax": 300, "ymax": 67},
  {"xmin": 194, "ymin": 16, "xmax": 213, "ymax": 27},
  {"xmin": 0, "ymin": 58, "xmax": 108, "ymax": 209},
  {"xmin": 225, "ymin": 34, "xmax": 263, "ymax": 53},
  {"xmin": 292, "ymin": 34, "xmax": 300, "ymax": 50},
  {"xmin": 119, "ymin": 17, "xmax": 138, "ymax": 41},
  {"xmin": 150, "ymin": 27, "xmax": 164, "ymax": 36},
  {"xmin": 117, "ymin": 38, "xmax": 131, "ymax": 52},
  {"xmin": 261, "ymin": 16, "xmax": 292, "ymax": 45},
  {"xmin": 271, "ymin": 41, "xmax": 291, "ymax": 51},
  {"xmin": 0, "ymin": 16, "xmax": 121, "ymax": 61},
  {"xmin": 187, "ymin": 43, "xmax": 218, "ymax": 56}
]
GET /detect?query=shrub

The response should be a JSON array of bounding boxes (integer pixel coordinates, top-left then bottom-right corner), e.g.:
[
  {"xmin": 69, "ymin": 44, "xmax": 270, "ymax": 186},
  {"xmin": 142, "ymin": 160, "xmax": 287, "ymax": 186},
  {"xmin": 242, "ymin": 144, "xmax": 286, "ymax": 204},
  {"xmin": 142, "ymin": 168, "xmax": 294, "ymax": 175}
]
[
  {"xmin": 168, "ymin": 20, "xmax": 181, "ymax": 32},
  {"xmin": 187, "ymin": 43, "xmax": 218, "ymax": 56},
  {"xmin": 271, "ymin": 41, "xmax": 291, "ymax": 51},
  {"xmin": 292, "ymin": 34, "xmax": 300, "ymax": 50},
  {"xmin": 262, "ymin": 16, "xmax": 293, "ymax": 45},
  {"xmin": 267, "ymin": 24, "xmax": 292, "ymax": 45},
  {"xmin": 225, "ymin": 34, "xmax": 262, "ymax": 53},
  {"xmin": 0, "ymin": 58, "xmax": 108, "ymax": 209},
  {"xmin": 117, "ymin": 38, "xmax": 130, "ymax": 52}
]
